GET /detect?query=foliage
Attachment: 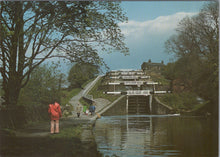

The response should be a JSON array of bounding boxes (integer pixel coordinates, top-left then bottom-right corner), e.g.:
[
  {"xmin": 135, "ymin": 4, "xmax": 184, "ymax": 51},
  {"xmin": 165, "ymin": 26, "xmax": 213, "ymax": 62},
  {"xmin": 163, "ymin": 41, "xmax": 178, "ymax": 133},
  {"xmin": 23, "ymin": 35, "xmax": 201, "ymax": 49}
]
[
  {"xmin": 149, "ymin": 71, "xmax": 170, "ymax": 86},
  {"xmin": 0, "ymin": 1, "xmax": 128, "ymax": 110},
  {"xmin": 18, "ymin": 64, "xmax": 62, "ymax": 106},
  {"xmin": 16, "ymin": 64, "xmax": 64, "ymax": 124},
  {"xmin": 164, "ymin": 1, "xmax": 219, "ymax": 111},
  {"xmin": 68, "ymin": 63, "xmax": 99, "ymax": 89}
]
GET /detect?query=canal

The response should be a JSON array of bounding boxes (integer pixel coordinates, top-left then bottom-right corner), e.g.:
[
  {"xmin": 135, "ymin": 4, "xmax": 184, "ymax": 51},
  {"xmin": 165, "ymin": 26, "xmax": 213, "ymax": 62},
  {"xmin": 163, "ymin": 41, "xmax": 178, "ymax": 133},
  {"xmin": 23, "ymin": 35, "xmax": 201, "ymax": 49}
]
[{"xmin": 94, "ymin": 114, "xmax": 218, "ymax": 157}]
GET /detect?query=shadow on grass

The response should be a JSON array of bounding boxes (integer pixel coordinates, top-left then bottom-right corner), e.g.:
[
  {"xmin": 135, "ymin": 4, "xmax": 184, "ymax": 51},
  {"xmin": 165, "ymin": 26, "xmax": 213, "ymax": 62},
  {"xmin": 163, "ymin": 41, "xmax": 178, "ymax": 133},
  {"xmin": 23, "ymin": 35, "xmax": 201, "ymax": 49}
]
[
  {"xmin": 0, "ymin": 126, "xmax": 101, "ymax": 157},
  {"xmin": 0, "ymin": 135, "xmax": 102, "ymax": 157}
]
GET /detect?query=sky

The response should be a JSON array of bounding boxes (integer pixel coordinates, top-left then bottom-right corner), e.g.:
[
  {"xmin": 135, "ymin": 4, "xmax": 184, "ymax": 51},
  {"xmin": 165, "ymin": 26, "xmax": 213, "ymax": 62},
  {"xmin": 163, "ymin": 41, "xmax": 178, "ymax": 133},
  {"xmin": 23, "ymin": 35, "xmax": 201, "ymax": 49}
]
[{"xmin": 98, "ymin": 1, "xmax": 207, "ymax": 71}]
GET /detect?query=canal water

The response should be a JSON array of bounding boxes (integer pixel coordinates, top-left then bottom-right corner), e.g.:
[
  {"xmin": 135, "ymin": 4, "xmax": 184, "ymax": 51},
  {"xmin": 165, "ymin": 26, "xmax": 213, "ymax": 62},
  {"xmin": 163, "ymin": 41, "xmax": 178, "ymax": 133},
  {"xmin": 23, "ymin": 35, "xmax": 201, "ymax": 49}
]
[{"xmin": 94, "ymin": 115, "xmax": 218, "ymax": 157}]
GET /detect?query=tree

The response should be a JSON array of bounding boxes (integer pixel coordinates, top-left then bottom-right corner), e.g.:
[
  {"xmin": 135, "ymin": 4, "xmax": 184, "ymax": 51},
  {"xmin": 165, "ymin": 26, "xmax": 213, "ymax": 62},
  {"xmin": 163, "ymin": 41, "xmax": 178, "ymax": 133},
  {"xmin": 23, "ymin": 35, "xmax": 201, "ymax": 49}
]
[
  {"xmin": 164, "ymin": 1, "xmax": 219, "ymax": 112},
  {"xmin": 18, "ymin": 64, "xmax": 63, "ymax": 106},
  {"xmin": 68, "ymin": 63, "xmax": 99, "ymax": 89},
  {"xmin": 0, "ymin": 1, "xmax": 128, "ymax": 110},
  {"xmin": 17, "ymin": 64, "xmax": 63, "ymax": 124}
]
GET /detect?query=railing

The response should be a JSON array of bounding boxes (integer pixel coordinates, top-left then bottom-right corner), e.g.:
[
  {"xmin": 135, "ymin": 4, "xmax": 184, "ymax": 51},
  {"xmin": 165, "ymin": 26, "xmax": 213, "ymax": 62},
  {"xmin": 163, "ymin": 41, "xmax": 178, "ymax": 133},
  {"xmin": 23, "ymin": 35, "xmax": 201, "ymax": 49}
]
[
  {"xmin": 105, "ymin": 91, "xmax": 121, "ymax": 95},
  {"xmin": 126, "ymin": 90, "xmax": 151, "ymax": 95},
  {"xmin": 146, "ymin": 82, "xmax": 158, "ymax": 85},
  {"xmin": 109, "ymin": 72, "xmax": 120, "ymax": 76},
  {"xmin": 154, "ymin": 91, "xmax": 171, "ymax": 94},
  {"xmin": 105, "ymin": 90, "xmax": 170, "ymax": 95},
  {"xmin": 105, "ymin": 90, "xmax": 151, "ymax": 96},
  {"xmin": 84, "ymin": 94, "xmax": 93, "ymax": 100},
  {"xmin": 121, "ymin": 76, "xmax": 139, "ymax": 79},
  {"xmin": 82, "ymin": 75, "xmax": 103, "ymax": 101},
  {"xmin": 141, "ymin": 76, "xmax": 150, "ymax": 79},
  {"xmin": 121, "ymin": 72, "xmax": 136, "ymax": 75},
  {"xmin": 109, "ymin": 75, "xmax": 150, "ymax": 80},
  {"xmin": 109, "ymin": 82, "xmax": 121, "ymax": 85},
  {"xmin": 124, "ymin": 81, "xmax": 144, "ymax": 86},
  {"xmin": 136, "ymin": 72, "xmax": 144, "ymax": 75},
  {"xmin": 110, "ymin": 76, "xmax": 120, "ymax": 79},
  {"xmin": 108, "ymin": 81, "xmax": 158, "ymax": 86}
]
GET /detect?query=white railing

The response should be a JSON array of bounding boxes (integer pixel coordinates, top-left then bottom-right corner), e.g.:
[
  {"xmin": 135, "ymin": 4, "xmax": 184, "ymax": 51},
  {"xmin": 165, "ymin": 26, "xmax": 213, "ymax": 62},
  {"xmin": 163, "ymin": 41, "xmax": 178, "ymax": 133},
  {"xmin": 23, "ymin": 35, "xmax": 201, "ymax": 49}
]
[
  {"xmin": 154, "ymin": 91, "xmax": 171, "ymax": 94},
  {"xmin": 124, "ymin": 81, "xmax": 144, "ymax": 86},
  {"xmin": 146, "ymin": 82, "xmax": 158, "ymax": 85},
  {"xmin": 141, "ymin": 76, "xmax": 150, "ymax": 79},
  {"xmin": 109, "ymin": 72, "xmax": 120, "ymax": 75},
  {"xmin": 137, "ymin": 72, "xmax": 144, "ymax": 75},
  {"xmin": 121, "ymin": 72, "xmax": 136, "ymax": 75},
  {"xmin": 110, "ymin": 76, "xmax": 120, "ymax": 79},
  {"xmin": 126, "ymin": 90, "xmax": 150, "ymax": 96},
  {"xmin": 108, "ymin": 82, "xmax": 121, "ymax": 85},
  {"xmin": 105, "ymin": 91, "xmax": 122, "ymax": 95},
  {"xmin": 122, "ymin": 76, "xmax": 139, "ymax": 80}
]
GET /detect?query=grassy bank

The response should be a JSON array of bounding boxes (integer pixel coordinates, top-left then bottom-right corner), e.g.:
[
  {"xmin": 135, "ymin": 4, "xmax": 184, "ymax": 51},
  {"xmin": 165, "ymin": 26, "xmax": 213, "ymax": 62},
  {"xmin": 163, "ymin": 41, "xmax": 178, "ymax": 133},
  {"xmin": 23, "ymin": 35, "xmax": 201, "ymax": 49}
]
[
  {"xmin": 61, "ymin": 78, "xmax": 95, "ymax": 106},
  {"xmin": 61, "ymin": 88, "xmax": 81, "ymax": 106},
  {"xmin": 88, "ymin": 77, "xmax": 120, "ymax": 102},
  {"xmin": 50, "ymin": 126, "xmax": 82, "ymax": 139},
  {"xmin": 148, "ymin": 71, "xmax": 170, "ymax": 86},
  {"xmin": 0, "ymin": 127, "xmax": 101, "ymax": 157},
  {"xmin": 158, "ymin": 92, "xmax": 207, "ymax": 113}
]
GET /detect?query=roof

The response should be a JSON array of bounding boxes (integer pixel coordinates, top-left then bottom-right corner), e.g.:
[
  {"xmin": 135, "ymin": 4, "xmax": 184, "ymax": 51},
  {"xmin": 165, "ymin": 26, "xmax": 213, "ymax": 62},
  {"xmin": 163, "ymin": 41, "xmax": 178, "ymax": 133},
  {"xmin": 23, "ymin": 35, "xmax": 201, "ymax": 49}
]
[{"xmin": 143, "ymin": 62, "xmax": 164, "ymax": 66}]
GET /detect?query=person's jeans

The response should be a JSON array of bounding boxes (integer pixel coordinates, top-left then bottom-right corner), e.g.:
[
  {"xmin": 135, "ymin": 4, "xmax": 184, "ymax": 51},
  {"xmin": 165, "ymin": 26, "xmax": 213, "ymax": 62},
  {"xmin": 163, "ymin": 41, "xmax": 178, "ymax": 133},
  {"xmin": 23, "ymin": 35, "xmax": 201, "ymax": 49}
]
[{"xmin": 50, "ymin": 120, "xmax": 59, "ymax": 133}]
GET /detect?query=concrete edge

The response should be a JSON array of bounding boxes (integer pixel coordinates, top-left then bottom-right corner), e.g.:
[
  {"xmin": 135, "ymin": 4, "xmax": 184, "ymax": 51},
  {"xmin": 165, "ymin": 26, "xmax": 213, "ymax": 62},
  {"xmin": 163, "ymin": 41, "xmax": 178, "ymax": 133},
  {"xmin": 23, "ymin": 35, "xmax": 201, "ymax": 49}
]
[{"xmin": 90, "ymin": 95, "xmax": 125, "ymax": 121}]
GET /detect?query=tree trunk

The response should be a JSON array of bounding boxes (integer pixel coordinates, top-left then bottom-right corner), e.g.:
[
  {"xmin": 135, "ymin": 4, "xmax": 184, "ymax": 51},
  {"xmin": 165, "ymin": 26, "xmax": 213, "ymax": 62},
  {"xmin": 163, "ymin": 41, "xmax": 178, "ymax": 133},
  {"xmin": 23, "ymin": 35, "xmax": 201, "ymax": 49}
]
[{"xmin": 2, "ymin": 2, "xmax": 25, "ymax": 128}]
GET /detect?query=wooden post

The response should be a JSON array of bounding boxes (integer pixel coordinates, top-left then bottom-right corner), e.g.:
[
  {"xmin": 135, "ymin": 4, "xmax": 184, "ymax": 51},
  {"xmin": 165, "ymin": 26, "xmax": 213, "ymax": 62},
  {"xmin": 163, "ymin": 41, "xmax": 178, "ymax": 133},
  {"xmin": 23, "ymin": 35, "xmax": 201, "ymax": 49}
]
[
  {"xmin": 149, "ymin": 95, "xmax": 152, "ymax": 114},
  {"xmin": 126, "ymin": 95, "xmax": 129, "ymax": 113}
]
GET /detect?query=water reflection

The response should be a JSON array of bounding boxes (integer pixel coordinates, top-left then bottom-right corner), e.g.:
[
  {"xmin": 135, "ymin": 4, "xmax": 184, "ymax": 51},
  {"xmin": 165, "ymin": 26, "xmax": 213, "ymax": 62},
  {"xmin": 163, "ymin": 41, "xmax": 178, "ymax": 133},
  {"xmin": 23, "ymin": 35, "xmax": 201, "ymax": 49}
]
[{"xmin": 94, "ymin": 115, "xmax": 217, "ymax": 157}]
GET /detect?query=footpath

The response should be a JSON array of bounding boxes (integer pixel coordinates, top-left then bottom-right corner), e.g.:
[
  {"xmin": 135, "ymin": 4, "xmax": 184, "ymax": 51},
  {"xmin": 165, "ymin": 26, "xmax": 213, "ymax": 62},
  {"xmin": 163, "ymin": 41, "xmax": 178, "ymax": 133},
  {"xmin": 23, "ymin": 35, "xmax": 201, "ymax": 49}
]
[
  {"xmin": 15, "ymin": 75, "xmax": 123, "ymax": 140},
  {"xmin": 68, "ymin": 75, "xmax": 111, "ymax": 121}
]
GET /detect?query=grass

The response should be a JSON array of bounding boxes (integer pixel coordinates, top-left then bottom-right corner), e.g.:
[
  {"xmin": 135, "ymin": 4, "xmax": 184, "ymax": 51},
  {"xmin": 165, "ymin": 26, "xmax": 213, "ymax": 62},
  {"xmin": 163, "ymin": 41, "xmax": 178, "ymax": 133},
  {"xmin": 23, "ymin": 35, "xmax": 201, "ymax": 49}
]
[
  {"xmin": 82, "ymin": 78, "xmax": 95, "ymax": 88},
  {"xmin": 158, "ymin": 92, "xmax": 207, "ymax": 112},
  {"xmin": 49, "ymin": 126, "xmax": 82, "ymax": 139},
  {"xmin": 60, "ymin": 78, "xmax": 97, "ymax": 115},
  {"xmin": 88, "ymin": 77, "xmax": 120, "ymax": 102},
  {"xmin": 79, "ymin": 98, "xmax": 89, "ymax": 106},
  {"xmin": 79, "ymin": 77, "xmax": 120, "ymax": 107},
  {"xmin": 60, "ymin": 88, "xmax": 81, "ymax": 106},
  {"xmin": 148, "ymin": 71, "xmax": 170, "ymax": 86}
]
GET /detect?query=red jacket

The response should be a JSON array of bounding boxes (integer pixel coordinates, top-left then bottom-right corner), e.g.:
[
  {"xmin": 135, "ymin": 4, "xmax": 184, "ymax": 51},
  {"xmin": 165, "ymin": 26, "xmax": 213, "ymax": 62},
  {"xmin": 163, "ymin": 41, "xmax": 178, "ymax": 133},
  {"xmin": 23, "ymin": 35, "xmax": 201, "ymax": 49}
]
[{"xmin": 48, "ymin": 102, "xmax": 62, "ymax": 120}]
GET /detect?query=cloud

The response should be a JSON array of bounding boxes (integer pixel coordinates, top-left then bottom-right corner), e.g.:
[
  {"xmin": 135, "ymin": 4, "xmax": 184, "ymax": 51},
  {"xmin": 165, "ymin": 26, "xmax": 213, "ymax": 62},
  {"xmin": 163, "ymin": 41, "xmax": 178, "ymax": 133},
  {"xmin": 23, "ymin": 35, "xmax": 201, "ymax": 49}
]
[
  {"xmin": 100, "ymin": 12, "xmax": 198, "ymax": 70},
  {"xmin": 119, "ymin": 12, "xmax": 197, "ymax": 39}
]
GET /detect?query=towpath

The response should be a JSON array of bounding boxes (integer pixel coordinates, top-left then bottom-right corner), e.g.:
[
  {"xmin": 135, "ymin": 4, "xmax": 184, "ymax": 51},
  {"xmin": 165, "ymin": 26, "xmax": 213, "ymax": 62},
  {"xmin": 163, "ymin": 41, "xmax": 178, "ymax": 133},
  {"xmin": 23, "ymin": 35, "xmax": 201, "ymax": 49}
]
[{"xmin": 14, "ymin": 75, "xmax": 116, "ymax": 138}]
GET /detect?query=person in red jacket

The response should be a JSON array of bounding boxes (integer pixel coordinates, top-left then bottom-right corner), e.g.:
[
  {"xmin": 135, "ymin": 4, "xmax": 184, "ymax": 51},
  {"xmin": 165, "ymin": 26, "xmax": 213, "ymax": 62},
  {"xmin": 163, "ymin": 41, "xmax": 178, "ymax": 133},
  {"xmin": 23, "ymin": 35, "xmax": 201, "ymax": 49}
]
[{"xmin": 48, "ymin": 101, "xmax": 62, "ymax": 134}]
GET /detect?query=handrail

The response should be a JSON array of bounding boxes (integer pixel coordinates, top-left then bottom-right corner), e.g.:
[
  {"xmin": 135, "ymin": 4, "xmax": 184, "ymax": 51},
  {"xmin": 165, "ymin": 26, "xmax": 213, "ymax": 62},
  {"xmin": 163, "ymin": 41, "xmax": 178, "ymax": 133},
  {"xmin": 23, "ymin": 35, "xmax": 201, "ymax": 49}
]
[{"xmin": 82, "ymin": 75, "xmax": 103, "ymax": 101}]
